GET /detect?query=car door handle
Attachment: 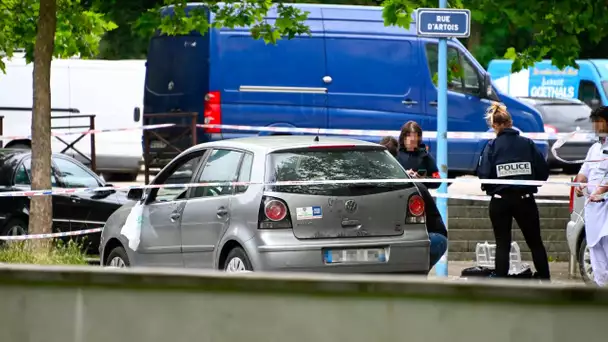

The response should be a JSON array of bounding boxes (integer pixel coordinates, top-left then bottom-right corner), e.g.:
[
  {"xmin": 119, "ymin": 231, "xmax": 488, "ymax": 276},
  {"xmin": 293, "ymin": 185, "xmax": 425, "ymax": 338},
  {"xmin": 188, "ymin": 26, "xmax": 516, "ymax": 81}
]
[
  {"xmin": 429, "ymin": 101, "xmax": 438, "ymax": 107},
  {"xmin": 402, "ymin": 99, "xmax": 418, "ymax": 105},
  {"xmin": 169, "ymin": 212, "xmax": 181, "ymax": 222},
  {"xmin": 70, "ymin": 195, "xmax": 80, "ymax": 203},
  {"xmin": 216, "ymin": 207, "xmax": 228, "ymax": 217}
]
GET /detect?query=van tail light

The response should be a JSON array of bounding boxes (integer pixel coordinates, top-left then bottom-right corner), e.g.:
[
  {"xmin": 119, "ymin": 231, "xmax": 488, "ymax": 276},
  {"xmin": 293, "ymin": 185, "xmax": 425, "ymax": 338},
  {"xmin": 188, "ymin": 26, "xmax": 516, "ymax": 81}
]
[
  {"xmin": 406, "ymin": 194, "xmax": 425, "ymax": 224},
  {"xmin": 258, "ymin": 196, "xmax": 292, "ymax": 229},
  {"xmin": 569, "ymin": 178, "xmax": 575, "ymax": 213},
  {"xmin": 203, "ymin": 91, "xmax": 221, "ymax": 133}
]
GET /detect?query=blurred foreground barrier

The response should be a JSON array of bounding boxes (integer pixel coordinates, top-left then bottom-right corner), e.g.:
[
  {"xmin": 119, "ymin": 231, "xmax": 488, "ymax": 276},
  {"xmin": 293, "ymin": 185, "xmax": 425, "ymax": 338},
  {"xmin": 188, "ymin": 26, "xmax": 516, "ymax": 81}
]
[{"xmin": 0, "ymin": 265, "xmax": 607, "ymax": 342}]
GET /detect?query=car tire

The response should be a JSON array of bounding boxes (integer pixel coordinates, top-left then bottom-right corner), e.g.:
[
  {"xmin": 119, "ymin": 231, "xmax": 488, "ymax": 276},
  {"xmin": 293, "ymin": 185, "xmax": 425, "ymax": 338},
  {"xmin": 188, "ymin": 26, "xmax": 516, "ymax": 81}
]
[
  {"xmin": 578, "ymin": 239, "xmax": 594, "ymax": 284},
  {"xmin": 0, "ymin": 218, "xmax": 28, "ymax": 237},
  {"xmin": 105, "ymin": 246, "xmax": 130, "ymax": 268},
  {"xmin": 223, "ymin": 247, "xmax": 253, "ymax": 273}
]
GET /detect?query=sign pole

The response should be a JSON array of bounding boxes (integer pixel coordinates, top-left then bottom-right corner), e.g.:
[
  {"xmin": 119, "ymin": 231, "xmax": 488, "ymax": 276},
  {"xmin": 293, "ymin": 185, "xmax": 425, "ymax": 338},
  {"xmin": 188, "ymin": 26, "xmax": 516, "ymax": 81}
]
[
  {"xmin": 415, "ymin": 6, "xmax": 470, "ymax": 278},
  {"xmin": 434, "ymin": 0, "xmax": 449, "ymax": 277}
]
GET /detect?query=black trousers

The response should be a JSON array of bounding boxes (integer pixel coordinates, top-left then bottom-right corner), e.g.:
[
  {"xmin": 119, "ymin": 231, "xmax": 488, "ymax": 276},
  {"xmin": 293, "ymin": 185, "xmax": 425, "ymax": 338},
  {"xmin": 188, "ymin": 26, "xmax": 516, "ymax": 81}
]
[{"xmin": 489, "ymin": 194, "xmax": 551, "ymax": 279}]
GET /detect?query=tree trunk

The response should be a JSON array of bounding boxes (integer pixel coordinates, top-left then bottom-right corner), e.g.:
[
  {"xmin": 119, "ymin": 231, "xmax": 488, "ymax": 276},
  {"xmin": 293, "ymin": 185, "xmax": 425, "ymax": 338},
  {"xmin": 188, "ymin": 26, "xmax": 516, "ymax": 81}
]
[
  {"xmin": 29, "ymin": 0, "xmax": 57, "ymax": 239},
  {"xmin": 467, "ymin": 21, "xmax": 482, "ymax": 53}
]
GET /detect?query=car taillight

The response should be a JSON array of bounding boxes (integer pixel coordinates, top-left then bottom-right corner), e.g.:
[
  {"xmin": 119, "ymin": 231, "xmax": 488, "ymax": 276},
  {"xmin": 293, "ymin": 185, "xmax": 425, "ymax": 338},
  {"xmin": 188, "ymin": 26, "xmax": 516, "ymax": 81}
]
[
  {"xmin": 569, "ymin": 178, "xmax": 575, "ymax": 213},
  {"xmin": 259, "ymin": 197, "xmax": 292, "ymax": 229},
  {"xmin": 203, "ymin": 91, "xmax": 221, "ymax": 133},
  {"xmin": 406, "ymin": 194, "xmax": 425, "ymax": 224},
  {"xmin": 265, "ymin": 200, "xmax": 287, "ymax": 221},
  {"xmin": 544, "ymin": 124, "xmax": 557, "ymax": 134}
]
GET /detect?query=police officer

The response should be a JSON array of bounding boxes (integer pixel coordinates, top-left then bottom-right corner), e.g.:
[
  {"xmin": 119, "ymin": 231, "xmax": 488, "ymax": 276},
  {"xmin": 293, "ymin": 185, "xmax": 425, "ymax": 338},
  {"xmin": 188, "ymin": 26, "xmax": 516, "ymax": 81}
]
[{"xmin": 477, "ymin": 102, "xmax": 551, "ymax": 280}]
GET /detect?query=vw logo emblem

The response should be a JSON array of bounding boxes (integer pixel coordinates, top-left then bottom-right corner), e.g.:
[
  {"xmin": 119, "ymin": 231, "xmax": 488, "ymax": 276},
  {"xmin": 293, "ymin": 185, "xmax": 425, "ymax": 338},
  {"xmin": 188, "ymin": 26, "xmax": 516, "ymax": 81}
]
[{"xmin": 344, "ymin": 200, "xmax": 357, "ymax": 213}]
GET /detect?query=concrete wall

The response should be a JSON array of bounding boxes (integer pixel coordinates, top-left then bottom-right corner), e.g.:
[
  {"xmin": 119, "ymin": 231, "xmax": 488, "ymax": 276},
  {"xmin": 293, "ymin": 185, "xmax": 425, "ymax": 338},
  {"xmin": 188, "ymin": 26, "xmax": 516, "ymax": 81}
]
[
  {"xmin": 0, "ymin": 265, "xmax": 606, "ymax": 342},
  {"xmin": 447, "ymin": 198, "xmax": 569, "ymax": 261}
]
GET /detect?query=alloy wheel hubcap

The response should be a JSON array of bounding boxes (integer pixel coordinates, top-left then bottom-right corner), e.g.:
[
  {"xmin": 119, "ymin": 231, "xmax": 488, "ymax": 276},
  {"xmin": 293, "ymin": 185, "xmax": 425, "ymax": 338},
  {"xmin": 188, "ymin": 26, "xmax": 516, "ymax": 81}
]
[
  {"xmin": 584, "ymin": 245, "xmax": 593, "ymax": 280},
  {"xmin": 226, "ymin": 257, "xmax": 247, "ymax": 272},
  {"xmin": 7, "ymin": 225, "xmax": 26, "ymax": 236},
  {"xmin": 108, "ymin": 257, "xmax": 126, "ymax": 268}
]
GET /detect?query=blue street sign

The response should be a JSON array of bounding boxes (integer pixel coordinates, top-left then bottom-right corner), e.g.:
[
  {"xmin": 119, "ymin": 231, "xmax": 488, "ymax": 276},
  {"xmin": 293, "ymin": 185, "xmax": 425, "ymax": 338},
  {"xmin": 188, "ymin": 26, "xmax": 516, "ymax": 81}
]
[{"xmin": 416, "ymin": 8, "xmax": 471, "ymax": 38}]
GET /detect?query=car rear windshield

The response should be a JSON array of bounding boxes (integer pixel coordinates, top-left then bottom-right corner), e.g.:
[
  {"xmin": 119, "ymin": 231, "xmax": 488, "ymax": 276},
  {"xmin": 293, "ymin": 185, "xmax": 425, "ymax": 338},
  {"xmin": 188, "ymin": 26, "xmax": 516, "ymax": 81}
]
[{"xmin": 265, "ymin": 147, "xmax": 410, "ymax": 196}]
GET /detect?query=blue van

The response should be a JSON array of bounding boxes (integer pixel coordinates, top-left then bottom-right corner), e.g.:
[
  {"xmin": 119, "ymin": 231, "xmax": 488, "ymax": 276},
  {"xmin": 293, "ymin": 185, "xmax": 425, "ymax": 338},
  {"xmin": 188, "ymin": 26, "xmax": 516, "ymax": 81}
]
[
  {"xmin": 488, "ymin": 59, "xmax": 608, "ymax": 109},
  {"xmin": 143, "ymin": 3, "xmax": 547, "ymax": 175}
]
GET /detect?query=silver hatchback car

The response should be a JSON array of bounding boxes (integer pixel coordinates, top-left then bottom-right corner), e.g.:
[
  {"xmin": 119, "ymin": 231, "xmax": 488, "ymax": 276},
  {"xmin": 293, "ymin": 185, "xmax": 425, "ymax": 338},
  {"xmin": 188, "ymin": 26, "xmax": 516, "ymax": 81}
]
[{"xmin": 99, "ymin": 136, "xmax": 430, "ymax": 273}]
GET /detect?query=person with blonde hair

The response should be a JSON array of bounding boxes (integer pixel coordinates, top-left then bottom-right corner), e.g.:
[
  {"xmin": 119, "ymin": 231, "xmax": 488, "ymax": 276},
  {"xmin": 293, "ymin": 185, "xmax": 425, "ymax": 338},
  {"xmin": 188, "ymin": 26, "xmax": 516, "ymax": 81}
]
[{"xmin": 477, "ymin": 102, "xmax": 551, "ymax": 280}]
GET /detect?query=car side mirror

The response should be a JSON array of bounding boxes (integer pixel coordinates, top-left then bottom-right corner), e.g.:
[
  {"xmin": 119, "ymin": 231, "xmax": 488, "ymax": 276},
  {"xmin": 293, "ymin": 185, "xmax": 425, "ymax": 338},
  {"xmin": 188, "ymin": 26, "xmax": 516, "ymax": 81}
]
[
  {"xmin": 127, "ymin": 188, "xmax": 144, "ymax": 201},
  {"xmin": 590, "ymin": 99, "xmax": 600, "ymax": 109},
  {"xmin": 133, "ymin": 107, "xmax": 141, "ymax": 122},
  {"xmin": 482, "ymin": 74, "xmax": 500, "ymax": 101}
]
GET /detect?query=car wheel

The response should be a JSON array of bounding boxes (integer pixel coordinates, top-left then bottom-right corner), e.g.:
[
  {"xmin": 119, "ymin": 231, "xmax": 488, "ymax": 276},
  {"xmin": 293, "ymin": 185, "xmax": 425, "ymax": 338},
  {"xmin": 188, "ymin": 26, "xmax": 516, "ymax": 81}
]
[
  {"xmin": 578, "ymin": 239, "xmax": 594, "ymax": 284},
  {"xmin": 223, "ymin": 247, "xmax": 253, "ymax": 273},
  {"xmin": 106, "ymin": 246, "xmax": 130, "ymax": 268},
  {"xmin": 0, "ymin": 219, "xmax": 28, "ymax": 237}
]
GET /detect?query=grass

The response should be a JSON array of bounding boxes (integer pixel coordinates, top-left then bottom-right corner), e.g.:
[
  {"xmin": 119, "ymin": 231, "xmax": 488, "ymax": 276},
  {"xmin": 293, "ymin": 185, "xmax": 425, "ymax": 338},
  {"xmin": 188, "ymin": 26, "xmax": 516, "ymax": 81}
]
[{"xmin": 0, "ymin": 239, "xmax": 88, "ymax": 265}]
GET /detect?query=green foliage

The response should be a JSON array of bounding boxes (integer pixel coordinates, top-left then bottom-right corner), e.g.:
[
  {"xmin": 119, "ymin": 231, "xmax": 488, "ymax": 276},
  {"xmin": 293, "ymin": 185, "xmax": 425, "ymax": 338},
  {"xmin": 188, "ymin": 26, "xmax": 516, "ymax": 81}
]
[
  {"xmin": 0, "ymin": 240, "xmax": 88, "ymax": 265},
  {"xmin": 134, "ymin": 1, "xmax": 310, "ymax": 45},
  {"xmin": 0, "ymin": 0, "xmax": 116, "ymax": 72}
]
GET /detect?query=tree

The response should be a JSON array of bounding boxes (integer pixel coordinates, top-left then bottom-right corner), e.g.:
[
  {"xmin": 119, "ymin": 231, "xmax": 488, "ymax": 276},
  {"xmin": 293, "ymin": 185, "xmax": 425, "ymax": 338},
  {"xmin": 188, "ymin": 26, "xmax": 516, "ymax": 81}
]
[
  {"xmin": 0, "ymin": 0, "xmax": 310, "ymax": 242},
  {"xmin": 0, "ymin": 0, "xmax": 116, "ymax": 241}
]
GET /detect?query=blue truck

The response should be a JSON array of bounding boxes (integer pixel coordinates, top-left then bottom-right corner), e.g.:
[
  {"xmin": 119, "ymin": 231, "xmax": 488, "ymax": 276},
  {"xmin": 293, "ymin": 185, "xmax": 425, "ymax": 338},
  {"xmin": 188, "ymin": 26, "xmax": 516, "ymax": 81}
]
[
  {"xmin": 488, "ymin": 59, "xmax": 608, "ymax": 109},
  {"xmin": 142, "ymin": 3, "xmax": 547, "ymax": 176}
]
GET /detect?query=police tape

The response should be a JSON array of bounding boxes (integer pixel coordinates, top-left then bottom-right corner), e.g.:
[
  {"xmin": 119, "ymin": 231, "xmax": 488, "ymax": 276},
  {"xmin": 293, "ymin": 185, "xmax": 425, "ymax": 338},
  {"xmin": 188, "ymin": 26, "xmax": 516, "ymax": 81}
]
[
  {"xmin": 0, "ymin": 228, "xmax": 103, "ymax": 241},
  {"xmin": 1, "ymin": 177, "xmax": 602, "ymax": 198},
  {"xmin": 198, "ymin": 124, "xmax": 600, "ymax": 141},
  {"xmin": 0, "ymin": 123, "xmax": 176, "ymax": 141},
  {"xmin": 431, "ymin": 193, "xmax": 569, "ymax": 204},
  {"xmin": 0, "ymin": 191, "xmax": 568, "ymax": 242}
]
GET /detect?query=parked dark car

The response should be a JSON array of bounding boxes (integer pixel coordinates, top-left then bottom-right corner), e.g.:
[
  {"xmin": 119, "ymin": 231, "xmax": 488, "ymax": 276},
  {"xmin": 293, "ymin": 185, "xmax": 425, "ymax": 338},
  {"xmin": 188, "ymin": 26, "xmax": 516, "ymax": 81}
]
[
  {"xmin": 0, "ymin": 149, "xmax": 127, "ymax": 253},
  {"xmin": 517, "ymin": 97, "xmax": 594, "ymax": 173}
]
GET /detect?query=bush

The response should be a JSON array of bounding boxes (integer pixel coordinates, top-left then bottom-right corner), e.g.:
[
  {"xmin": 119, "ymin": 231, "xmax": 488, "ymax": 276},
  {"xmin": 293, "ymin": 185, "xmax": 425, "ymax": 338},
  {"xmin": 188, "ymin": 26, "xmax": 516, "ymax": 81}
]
[{"xmin": 0, "ymin": 239, "xmax": 88, "ymax": 265}]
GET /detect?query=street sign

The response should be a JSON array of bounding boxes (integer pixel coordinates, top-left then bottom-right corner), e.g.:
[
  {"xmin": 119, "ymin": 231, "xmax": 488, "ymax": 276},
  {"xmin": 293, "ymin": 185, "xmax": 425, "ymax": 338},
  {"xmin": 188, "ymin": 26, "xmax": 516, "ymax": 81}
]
[{"xmin": 416, "ymin": 8, "xmax": 471, "ymax": 38}]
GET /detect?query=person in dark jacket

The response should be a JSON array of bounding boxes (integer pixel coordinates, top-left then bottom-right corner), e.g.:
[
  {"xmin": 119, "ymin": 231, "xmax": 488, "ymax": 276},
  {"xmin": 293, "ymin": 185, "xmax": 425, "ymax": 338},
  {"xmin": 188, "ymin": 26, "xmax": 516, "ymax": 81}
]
[
  {"xmin": 477, "ymin": 102, "xmax": 551, "ymax": 280},
  {"xmin": 396, "ymin": 121, "xmax": 441, "ymax": 190},
  {"xmin": 381, "ymin": 127, "xmax": 448, "ymax": 271}
]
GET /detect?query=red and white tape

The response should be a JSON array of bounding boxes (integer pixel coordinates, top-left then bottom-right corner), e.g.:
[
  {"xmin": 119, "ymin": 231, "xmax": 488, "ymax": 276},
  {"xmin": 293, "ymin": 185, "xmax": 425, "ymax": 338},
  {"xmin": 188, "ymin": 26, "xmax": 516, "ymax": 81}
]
[
  {"xmin": 0, "ymin": 123, "xmax": 175, "ymax": 141},
  {"xmin": 1, "ymin": 177, "xmax": 601, "ymax": 198},
  {"xmin": 0, "ymin": 228, "xmax": 102, "ymax": 241},
  {"xmin": 198, "ymin": 124, "xmax": 600, "ymax": 141}
]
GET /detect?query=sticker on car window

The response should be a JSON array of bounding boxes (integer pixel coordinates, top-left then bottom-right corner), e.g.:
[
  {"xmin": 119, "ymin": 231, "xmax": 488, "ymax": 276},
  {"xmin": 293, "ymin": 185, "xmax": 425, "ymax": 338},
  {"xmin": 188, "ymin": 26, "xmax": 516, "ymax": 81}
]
[{"xmin": 296, "ymin": 206, "xmax": 322, "ymax": 220}]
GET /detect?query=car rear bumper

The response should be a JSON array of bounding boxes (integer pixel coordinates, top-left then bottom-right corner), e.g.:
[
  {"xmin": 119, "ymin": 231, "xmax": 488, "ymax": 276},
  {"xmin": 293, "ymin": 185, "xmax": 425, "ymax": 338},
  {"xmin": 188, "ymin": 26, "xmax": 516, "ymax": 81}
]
[
  {"xmin": 246, "ymin": 230, "xmax": 430, "ymax": 274},
  {"xmin": 547, "ymin": 139, "xmax": 594, "ymax": 166}
]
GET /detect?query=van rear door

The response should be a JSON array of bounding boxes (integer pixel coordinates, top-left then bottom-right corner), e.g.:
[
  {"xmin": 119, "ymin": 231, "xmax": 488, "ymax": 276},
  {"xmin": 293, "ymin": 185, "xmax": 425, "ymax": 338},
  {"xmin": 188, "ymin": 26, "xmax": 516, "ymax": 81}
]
[{"xmin": 143, "ymin": 33, "xmax": 210, "ymax": 165}]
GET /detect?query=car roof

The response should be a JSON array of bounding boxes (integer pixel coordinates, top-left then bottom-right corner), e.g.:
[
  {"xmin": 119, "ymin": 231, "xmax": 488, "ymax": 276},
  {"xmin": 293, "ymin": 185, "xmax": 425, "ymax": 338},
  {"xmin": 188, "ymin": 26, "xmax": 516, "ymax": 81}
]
[
  {"xmin": 517, "ymin": 96, "xmax": 585, "ymax": 106},
  {"xmin": 185, "ymin": 136, "xmax": 383, "ymax": 155}
]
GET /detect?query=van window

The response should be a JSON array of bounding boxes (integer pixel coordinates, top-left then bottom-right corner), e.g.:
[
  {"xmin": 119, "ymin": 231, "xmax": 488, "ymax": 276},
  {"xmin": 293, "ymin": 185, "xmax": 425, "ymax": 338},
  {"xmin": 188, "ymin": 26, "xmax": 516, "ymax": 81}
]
[
  {"xmin": 425, "ymin": 44, "xmax": 482, "ymax": 96},
  {"xmin": 578, "ymin": 80, "xmax": 601, "ymax": 107}
]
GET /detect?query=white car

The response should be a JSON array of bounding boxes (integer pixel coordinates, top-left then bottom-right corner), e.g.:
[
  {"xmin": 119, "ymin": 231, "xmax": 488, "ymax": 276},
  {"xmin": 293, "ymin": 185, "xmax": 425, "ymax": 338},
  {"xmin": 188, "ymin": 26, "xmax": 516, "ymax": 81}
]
[{"xmin": 566, "ymin": 186, "xmax": 593, "ymax": 283}]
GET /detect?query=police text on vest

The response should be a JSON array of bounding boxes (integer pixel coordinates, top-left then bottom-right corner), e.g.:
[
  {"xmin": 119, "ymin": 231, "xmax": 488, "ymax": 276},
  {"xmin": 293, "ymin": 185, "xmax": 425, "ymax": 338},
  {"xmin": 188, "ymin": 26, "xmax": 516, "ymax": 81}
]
[{"xmin": 496, "ymin": 162, "xmax": 532, "ymax": 178}]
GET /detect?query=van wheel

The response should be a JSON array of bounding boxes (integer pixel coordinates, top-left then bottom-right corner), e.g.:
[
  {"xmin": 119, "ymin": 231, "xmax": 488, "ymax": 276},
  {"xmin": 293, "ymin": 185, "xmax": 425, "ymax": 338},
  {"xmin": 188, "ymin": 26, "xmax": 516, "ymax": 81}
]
[
  {"xmin": 106, "ymin": 246, "xmax": 130, "ymax": 268},
  {"xmin": 578, "ymin": 239, "xmax": 594, "ymax": 284},
  {"xmin": 223, "ymin": 247, "xmax": 253, "ymax": 273}
]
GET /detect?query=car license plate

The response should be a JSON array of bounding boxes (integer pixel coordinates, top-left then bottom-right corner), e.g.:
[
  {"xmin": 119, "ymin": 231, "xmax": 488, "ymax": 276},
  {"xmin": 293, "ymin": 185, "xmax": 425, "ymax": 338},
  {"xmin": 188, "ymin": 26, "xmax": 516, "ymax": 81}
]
[{"xmin": 324, "ymin": 248, "xmax": 387, "ymax": 264}]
